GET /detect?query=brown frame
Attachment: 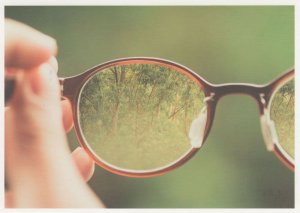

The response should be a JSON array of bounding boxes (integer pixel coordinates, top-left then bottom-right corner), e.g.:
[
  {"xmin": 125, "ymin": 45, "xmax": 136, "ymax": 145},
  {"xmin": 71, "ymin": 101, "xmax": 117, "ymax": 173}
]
[{"xmin": 56, "ymin": 57, "xmax": 295, "ymax": 177}]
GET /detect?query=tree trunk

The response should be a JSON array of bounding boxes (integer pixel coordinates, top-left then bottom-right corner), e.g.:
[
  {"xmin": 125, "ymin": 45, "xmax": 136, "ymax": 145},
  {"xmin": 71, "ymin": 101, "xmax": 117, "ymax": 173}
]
[{"xmin": 120, "ymin": 66, "xmax": 126, "ymax": 83}]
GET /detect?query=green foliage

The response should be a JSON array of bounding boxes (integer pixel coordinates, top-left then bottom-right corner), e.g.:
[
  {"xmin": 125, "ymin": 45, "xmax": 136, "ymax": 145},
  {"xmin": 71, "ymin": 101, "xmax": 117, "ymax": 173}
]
[
  {"xmin": 79, "ymin": 64, "xmax": 205, "ymax": 170},
  {"xmin": 270, "ymin": 79, "xmax": 294, "ymax": 158}
]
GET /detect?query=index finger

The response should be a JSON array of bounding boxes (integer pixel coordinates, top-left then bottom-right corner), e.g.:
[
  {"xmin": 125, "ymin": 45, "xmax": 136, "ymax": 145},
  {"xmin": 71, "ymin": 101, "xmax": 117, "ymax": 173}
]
[{"xmin": 5, "ymin": 19, "xmax": 57, "ymax": 69}]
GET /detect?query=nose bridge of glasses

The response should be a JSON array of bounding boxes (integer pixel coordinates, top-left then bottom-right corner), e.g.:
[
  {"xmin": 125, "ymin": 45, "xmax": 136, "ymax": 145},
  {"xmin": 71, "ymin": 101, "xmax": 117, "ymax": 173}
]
[
  {"xmin": 212, "ymin": 83, "xmax": 264, "ymax": 99},
  {"xmin": 211, "ymin": 83, "xmax": 279, "ymax": 152},
  {"xmin": 211, "ymin": 83, "xmax": 268, "ymax": 112}
]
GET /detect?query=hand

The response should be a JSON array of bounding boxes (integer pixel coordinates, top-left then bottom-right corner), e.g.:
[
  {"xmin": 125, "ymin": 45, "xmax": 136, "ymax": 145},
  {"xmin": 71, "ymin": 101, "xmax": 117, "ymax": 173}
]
[{"xmin": 5, "ymin": 19, "xmax": 104, "ymax": 208}]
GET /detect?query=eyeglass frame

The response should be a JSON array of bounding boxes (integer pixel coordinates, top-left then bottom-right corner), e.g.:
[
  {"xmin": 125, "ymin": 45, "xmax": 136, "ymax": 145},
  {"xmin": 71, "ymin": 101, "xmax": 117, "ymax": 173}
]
[{"xmin": 55, "ymin": 57, "xmax": 294, "ymax": 177}]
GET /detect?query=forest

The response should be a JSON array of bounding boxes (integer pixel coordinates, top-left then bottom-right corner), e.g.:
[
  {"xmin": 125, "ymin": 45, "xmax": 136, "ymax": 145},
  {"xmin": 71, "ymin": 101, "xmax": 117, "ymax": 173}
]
[{"xmin": 79, "ymin": 63, "xmax": 206, "ymax": 170}]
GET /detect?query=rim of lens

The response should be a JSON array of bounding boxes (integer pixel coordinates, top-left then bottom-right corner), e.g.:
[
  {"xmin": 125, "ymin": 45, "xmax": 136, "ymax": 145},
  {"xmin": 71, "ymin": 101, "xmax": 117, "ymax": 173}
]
[
  {"xmin": 267, "ymin": 75, "xmax": 294, "ymax": 165},
  {"xmin": 75, "ymin": 58, "xmax": 209, "ymax": 176}
]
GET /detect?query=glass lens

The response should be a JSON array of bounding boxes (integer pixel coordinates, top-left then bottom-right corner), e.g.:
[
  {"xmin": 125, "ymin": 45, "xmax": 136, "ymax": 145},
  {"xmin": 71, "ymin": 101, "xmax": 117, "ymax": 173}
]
[
  {"xmin": 270, "ymin": 78, "xmax": 294, "ymax": 159},
  {"xmin": 78, "ymin": 63, "xmax": 206, "ymax": 171}
]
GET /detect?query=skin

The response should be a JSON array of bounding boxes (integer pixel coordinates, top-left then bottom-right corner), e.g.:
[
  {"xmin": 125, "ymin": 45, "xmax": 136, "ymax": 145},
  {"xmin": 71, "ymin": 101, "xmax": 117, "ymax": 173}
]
[{"xmin": 5, "ymin": 19, "xmax": 104, "ymax": 208}]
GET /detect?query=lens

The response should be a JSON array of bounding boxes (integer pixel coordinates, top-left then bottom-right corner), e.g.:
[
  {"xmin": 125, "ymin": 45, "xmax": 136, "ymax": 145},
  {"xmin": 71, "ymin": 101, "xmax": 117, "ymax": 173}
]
[
  {"xmin": 78, "ymin": 63, "xmax": 206, "ymax": 172},
  {"xmin": 270, "ymin": 78, "xmax": 294, "ymax": 159}
]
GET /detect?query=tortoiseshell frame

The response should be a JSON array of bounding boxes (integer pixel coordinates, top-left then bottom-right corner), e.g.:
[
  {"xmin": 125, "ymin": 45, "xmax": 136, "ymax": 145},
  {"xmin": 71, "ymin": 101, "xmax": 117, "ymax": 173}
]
[{"xmin": 60, "ymin": 57, "xmax": 294, "ymax": 177}]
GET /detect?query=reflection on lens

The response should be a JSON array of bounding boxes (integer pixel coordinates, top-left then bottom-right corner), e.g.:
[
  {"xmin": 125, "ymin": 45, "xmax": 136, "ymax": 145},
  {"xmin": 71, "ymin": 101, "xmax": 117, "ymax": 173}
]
[
  {"xmin": 270, "ymin": 79, "xmax": 294, "ymax": 159},
  {"xmin": 78, "ymin": 63, "xmax": 206, "ymax": 171}
]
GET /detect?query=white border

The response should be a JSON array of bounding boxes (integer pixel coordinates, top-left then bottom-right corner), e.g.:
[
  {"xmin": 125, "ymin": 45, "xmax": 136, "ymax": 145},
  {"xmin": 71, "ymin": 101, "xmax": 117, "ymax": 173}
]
[{"xmin": 1, "ymin": 1, "xmax": 298, "ymax": 212}]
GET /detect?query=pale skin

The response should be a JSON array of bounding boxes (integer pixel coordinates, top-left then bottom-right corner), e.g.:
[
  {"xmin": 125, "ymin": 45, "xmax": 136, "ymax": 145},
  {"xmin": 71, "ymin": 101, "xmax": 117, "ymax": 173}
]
[{"xmin": 5, "ymin": 19, "xmax": 104, "ymax": 208}]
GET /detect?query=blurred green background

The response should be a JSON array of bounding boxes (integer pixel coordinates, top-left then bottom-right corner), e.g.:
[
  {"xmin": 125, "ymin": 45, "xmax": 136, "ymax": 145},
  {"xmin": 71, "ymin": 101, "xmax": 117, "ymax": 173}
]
[{"xmin": 5, "ymin": 6, "xmax": 294, "ymax": 208}]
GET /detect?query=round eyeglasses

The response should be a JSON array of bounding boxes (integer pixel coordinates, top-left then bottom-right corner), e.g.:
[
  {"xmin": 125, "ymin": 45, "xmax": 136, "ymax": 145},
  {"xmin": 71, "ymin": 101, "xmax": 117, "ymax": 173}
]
[{"xmin": 6, "ymin": 57, "xmax": 295, "ymax": 177}]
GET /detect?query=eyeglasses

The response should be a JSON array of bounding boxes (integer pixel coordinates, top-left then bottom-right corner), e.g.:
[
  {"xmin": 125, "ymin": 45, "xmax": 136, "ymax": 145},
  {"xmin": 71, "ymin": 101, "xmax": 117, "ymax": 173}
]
[{"xmin": 5, "ymin": 57, "xmax": 295, "ymax": 177}]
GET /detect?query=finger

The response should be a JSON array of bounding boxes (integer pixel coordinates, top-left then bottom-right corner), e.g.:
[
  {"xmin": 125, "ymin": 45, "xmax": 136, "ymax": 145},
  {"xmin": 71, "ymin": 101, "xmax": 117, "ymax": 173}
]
[
  {"xmin": 5, "ymin": 56, "xmax": 58, "ymax": 107},
  {"xmin": 5, "ymin": 62, "xmax": 70, "ymax": 196},
  {"xmin": 5, "ymin": 191, "xmax": 13, "ymax": 208},
  {"xmin": 48, "ymin": 56, "xmax": 58, "ymax": 73},
  {"xmin": 72, "ymin": 147, "xmax": 95, "ymax": 182},
  {"xmin": 5, "ymin": 99, "xmax": 74, "ymax": 133},
  {"xmin": 5, "ymin": 62, "xmax": 73, "ymax": 135},
  {"xmin": 5, "ymin": 68, "xmax": 102, "ymax": 206},
  {"xmin": 5, "ymin": 19, "xmax": 57, "ymax": 69},
  {"xmin": 5, "ymin": 20, "xmax": 103, "ymax": 207},
  {"xmin": 62, "ymin": 99, "xmax": 74, "ymax": 132},
  {"xmin": 5, "ymin": 106, "xmax": 14, "ymax": 190}
]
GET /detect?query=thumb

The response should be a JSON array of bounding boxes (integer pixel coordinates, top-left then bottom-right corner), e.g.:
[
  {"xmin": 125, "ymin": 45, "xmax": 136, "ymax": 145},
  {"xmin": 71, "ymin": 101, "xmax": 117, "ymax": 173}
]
[
  {"xmin": 5, "ymin": 62, "xmax": 90, "ymax": 207},
  {"xmin": 7, "ymin": 61, "xmax": 65, "ymax": 157}
]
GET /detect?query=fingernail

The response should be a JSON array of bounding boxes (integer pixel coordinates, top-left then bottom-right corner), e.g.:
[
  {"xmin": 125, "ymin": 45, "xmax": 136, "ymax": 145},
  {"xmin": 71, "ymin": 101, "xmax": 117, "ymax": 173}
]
[
  {"xmin": 30, "ymin": 63, "xmax": 55, "ymax": 95},
  {"xmin": 48, "ymin": 56, "xmax": 58, "ymax": 71},
  {"xmin": 72, "ymin": 147, "xmax": 83, "ymax": 156},
  {"xmin": 72, "ymin": 147, "xmax": 91, "ymax": 162},
  {"xmin": 40, "ymin": 63, "xmax": 53, "ymax": 81}
]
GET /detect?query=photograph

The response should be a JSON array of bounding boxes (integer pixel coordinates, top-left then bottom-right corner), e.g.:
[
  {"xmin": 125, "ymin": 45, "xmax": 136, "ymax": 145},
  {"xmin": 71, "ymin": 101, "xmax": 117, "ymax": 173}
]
[{"xmin": 4, "ymin": 5, "xmax": 294, "ymax": 208}]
